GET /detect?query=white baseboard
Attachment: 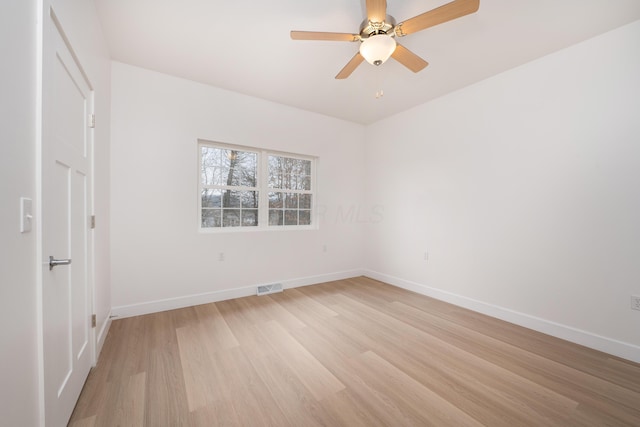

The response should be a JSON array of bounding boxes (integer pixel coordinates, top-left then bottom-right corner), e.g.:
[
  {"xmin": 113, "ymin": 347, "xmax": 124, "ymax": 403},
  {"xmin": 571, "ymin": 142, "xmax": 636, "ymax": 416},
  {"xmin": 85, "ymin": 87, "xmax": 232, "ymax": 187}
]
[
  {"xmin": 364, "ymin": 269, "xmax": 640, "ymax": 364},
  {"xmin": 111, "ymin": 269, "xmax": 365, "ymax": 319}
]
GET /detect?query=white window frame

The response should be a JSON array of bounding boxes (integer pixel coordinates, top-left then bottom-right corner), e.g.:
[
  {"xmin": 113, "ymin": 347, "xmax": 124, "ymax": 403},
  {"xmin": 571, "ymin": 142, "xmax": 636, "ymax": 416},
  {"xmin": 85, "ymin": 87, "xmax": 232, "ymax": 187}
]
[{"xmin": 198, "ymin": 139, "xmax": 317, "ymax": 232}]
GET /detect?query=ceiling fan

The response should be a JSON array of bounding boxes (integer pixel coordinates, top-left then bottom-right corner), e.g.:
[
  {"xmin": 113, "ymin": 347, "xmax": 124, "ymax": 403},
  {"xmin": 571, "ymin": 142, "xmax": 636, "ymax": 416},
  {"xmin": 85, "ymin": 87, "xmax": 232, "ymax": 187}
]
[{"xmin": 291, "ymin": 0, "xmax": 479, "ymax": 79}]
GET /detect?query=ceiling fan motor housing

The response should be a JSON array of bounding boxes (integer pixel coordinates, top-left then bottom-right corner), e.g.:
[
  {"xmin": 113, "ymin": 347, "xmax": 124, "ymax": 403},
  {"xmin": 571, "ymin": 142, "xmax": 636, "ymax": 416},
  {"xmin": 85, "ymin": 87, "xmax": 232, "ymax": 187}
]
[{"xmin": 359, "ymin": 15, "xmax": 397, "ymax": 39}]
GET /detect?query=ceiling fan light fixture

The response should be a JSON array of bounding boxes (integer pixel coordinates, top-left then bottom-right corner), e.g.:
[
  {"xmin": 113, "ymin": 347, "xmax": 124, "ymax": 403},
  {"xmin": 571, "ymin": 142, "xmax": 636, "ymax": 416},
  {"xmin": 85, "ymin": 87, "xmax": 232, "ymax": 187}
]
[{"xmin": 359, "ymin": 34, "xmax": 396, "ymax": 66}]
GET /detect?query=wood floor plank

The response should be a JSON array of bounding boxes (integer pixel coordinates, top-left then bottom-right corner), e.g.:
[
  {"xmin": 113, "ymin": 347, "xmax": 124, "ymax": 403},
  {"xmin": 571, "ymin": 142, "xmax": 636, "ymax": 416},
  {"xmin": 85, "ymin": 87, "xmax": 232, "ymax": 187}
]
[
  {"xmin": 291, "ymin": 320, "xmax": 526, "ymax": 427},
  {"xmin": 298, "ymin": 305, "xmax": 575, "ymax": 426},
  {"xmin": 248, "ymin": 350, "xmax": 338, "ymax": 427},
  {"xmin": 188, "ymin": 400, "xmax": 242, "ymax": 427},
  {"xmin": 384, "ymin": 300, "xmax": 640, "ymax": 422},
  {"xmin": 330, "ymin": 292, "xmax": 581, "ymax": 425},
  {"xmin": 289, "ymin": 316, "xmax": 370, "ymax": 360},
  {"xmin": 319, "ymin": 388, "xmax": 399, "ymax": 427},
  {"xmin": 207, "ymin": 345, "xmax": 288, "ymax": 427},
  {"xmin": 176, "ymin": 323, "xmax": 219, "ymax": 411},
  {"xmin": 355, "ymin": 350, "xmax": 485, "ymax": 426},
  {"xmin": 96, "ymin": 372, "xmax": 146, "ymax": 427},
  {"xmin": 603, "ymin": 357, "xmax": 640, "ymax": 392},
  {"xmin": 68, "ymin": 415, "xmax": 96, "ymax": 427},
  {"xmin": 71, "ymin": 277, "xmax": 640, "ymax": 427},
  {"xmin": 292, "ymin": 322, "xmax": 485, "ymax": 426},
  {"xmin": 339, "ymin": 285, "xmax": 640, "ymax": 424},
  {"xmin": 104, "ymin": 315, "xmax": 149, "ymax": 383},
  {"xmin": 214, "ymin": 298, "xmax": 278, "ymax": 359},
  {"xmin": 67, "ymin": 366, "xmax": 108, "ymax": 423},
  {"xmin": 257, "ymin": 319, "xmax": 345, "ymax": 401},
  {"xmin": 250, "ymin": 295, "xmax": 307, "ymax": 330},
  {"xmin": 193, "ymin": 303, "xmax": 240, "ymax": 350},
  {"xmin": 267, "ymin": 287, "xmax": 339, "ymax": 324},
  {"xmin": 144, "ymin": 345, "xmax": 190, "ymax": 426},
  {"xmin": 571, "ymin": 402, "xmax": 640, "ymax": 427}
]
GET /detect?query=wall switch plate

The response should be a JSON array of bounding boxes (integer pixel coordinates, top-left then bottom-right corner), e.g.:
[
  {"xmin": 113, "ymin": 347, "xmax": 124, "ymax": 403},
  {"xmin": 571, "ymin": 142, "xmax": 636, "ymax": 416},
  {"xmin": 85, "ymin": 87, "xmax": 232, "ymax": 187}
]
[
  {"xmin": 20, "ymin": 197, "xmax": 32, "ymax": 233},
  {"xmin": 631, "ymin": 295, "xmax": 640, "ymax": 311}
]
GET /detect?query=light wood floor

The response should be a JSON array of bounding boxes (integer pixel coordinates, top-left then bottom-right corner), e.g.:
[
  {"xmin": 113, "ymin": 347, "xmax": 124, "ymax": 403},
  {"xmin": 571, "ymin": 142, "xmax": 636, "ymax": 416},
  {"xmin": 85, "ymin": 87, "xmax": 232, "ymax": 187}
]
[{"xmin": 69, "ymin": 277, "xmax": 640, "ymax": 426}]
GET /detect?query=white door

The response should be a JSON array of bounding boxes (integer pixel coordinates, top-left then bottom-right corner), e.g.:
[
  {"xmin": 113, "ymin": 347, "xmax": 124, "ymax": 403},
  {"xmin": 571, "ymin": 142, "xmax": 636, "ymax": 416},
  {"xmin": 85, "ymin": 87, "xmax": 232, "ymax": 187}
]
[{"xmin": 41, "ymin": 9, "xmax": 94, "ymax": 427}]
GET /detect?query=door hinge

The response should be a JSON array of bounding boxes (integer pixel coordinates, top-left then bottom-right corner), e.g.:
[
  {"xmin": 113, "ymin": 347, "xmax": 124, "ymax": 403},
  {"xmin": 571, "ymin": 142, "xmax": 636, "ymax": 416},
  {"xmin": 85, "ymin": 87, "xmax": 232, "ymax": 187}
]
[
  {"xmin": 88, "ymin": 114, "xmax": 96, "ymax": 129},
  {"xmin": 90, "ymin": 215, "xmax": 95, "ymax": 229},
  {"xmin": 91, "ymin": 314, "xmax": 97, "ymax": 328}
]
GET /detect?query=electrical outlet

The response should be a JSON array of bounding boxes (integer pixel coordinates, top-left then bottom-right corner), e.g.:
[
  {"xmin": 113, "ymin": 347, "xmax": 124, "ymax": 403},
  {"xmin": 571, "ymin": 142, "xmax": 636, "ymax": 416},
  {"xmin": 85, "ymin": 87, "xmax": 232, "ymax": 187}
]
[
  {"xmin": 218, "ymin": 252, "xmax": 225, "ymax": 262},
  {"xmin": 631, "ymin": 295, "xmax": 640, "ymax": 311}
]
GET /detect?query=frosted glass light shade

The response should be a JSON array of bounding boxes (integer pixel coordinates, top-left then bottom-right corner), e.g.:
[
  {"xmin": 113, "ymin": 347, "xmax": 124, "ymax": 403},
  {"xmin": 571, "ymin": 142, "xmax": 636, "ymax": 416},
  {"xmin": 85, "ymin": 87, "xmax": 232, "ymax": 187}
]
[{"xmin": 359, "ymin": 34, "xmax": 396, "ymax": 66}]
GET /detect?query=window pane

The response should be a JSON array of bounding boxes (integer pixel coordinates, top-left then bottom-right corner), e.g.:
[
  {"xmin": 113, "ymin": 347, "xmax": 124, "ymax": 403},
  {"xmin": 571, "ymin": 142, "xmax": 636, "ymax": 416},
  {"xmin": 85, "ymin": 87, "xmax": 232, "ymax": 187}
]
[
  {"xmin": 241, "ymin": 191, "xmax": 258, "ymax": 209},
  {"xmin": 202, "ymin": 209, "xmax": 221, "ymax": 228},
  {"xmin": 201, "ymin": 146, "xmax": 221, "ymax": 185},
  {"xmin": 294, "ymin": 159, "xmax": 311, "ymax": 190},
  {"xmin": 269, "ymin": 192, "xmax": 283, "ymax": 209},
  {"xmin": 268, "ymin": 155, "xmax": 311, "ymax": 190},
  {"xmin": 242, "ymin": 210, "xmax": 258, "ymax": 226},
  {"xmin": 202, "ymin": 167, "xmax": 224, "ymax": 187},
  {"xmin": 285, "ymin": 193, "xmax": 298, "ymax": 209},
  {"xmin": 202, "ymin": 189, "xmax": 222, "ymax": 208},
  {"xmin": 226, "ymin": 150, "xmax": 257, "ymax": 187},
  {"xmin": 223, "ymin": 209, "xmax": 240, "ymax": 227},
  {"xmin": 222, "ymin": 190, "xmax": 241, "ymax": 208},
  {"xmin": 299, "ymin": 194, "xmax": 311, "ymax": 209},
  {"xmin": 269, "ymin": 209, "xmax": 283, "ymax": 226},
  {"xmin": 202, "ymin": 146, "xmax": 257, "ymax": 187},
  {"xmin": 268, "ymin": 155, "xmax": 280, "ymax": 188},
  {"xmin": 285, "ymin": 210, "xmax": 298, "ymax": 225},
  {"xmin": 299, "ymin": 210, "xmax": 311, "ymax": 225},
  {"xmin": 288, "ymin": 171, "xmax": 311, "ymax": 191},
  {"xmin": 300, "ymin": 175, "xmax": 311, "ymax": 191}
]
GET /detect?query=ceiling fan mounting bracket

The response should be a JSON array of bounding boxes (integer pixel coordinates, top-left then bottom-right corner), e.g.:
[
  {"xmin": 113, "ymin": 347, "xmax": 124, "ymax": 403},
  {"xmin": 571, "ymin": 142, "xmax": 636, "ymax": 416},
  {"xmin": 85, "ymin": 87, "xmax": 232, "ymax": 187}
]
[{"xmin": 359, "ymin": 15, "xmax": 396, "ymax": 40}]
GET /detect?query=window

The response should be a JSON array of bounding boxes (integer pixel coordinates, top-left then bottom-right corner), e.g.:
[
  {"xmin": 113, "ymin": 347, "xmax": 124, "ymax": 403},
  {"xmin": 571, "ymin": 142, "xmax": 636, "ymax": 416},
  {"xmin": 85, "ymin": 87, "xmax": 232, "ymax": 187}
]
[{"xmin": 199, "ymin": 141, "xmax": 316, "ymax": 230}]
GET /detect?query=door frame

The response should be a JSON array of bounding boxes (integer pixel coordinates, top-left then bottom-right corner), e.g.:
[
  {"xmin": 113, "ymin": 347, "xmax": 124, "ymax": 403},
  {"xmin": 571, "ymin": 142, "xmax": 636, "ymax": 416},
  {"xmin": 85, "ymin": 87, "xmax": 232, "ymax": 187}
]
[{"xmin": 36, "ymin": 4, "xmax": 97, "ymax": 425}]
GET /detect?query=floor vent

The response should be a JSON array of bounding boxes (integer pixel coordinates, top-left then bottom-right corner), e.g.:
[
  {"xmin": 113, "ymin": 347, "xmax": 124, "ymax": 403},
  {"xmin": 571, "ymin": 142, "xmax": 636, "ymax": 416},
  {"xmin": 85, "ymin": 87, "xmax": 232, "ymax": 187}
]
[{"xmin": 257, "ymin": 283, "xmax": 283, "ymax": 296}]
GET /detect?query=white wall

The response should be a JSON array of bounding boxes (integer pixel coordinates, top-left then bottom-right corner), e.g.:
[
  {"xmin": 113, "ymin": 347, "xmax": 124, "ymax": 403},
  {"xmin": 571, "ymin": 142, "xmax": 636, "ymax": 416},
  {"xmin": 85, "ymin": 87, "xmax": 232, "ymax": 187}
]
[
  {"xmin": 0, "ymin": 1, "xmax": 39, "ymax": 425},
  {"xmin": 365, "ymin": 21, "xmax": 640, "ymax": 362},
  {"xmin": 110, "ymin": 62, "xmax": 366, "ymax": 315}
]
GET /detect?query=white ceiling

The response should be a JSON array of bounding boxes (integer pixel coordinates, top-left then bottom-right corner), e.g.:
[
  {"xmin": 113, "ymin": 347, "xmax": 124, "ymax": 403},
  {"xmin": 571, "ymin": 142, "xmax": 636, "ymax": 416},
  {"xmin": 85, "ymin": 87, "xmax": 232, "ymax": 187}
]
[{"xmin": 95, "ymin": 0, "xmax": 640, "ymax": 124}]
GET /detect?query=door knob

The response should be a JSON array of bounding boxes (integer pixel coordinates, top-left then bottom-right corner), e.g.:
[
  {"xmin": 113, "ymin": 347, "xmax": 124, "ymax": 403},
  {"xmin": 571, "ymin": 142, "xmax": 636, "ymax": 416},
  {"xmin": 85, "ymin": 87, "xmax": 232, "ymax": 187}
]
[{"xmin": 49, "ymin": 256, "xmax": 72, "ymax": 271}]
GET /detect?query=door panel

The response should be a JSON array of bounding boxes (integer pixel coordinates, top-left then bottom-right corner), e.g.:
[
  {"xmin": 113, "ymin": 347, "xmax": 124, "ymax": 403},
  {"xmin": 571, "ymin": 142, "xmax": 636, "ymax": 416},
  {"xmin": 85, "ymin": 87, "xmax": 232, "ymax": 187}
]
[
  {"xmin": 42, "ymin": 8, "xmax": 93, "ymax": 426},
  {"xmin": 71, "ymin": 169, "xmax": 89, "ymax": 359}
]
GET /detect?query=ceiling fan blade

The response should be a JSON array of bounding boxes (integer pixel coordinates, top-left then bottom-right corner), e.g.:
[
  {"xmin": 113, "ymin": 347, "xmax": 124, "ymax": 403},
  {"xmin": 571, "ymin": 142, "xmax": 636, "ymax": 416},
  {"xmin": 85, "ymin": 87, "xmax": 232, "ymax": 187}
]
[
  {"xmin": 290, "ymin": 31, "xmax": 359, "ymax": 42},
  {"xmin": 335, "ymin": 52, "xmax": 365, "ymax": 79},
  {"xmin": 392, "ymin": 43, "xmax": 429, "ymax": 73},
  {"xmin": 395, "ymin": 0, "xmax": 479, "ymax": 36},
  {"xmin": 366, "ymin": 0, "xmax": 387, "ymax": 23}
]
